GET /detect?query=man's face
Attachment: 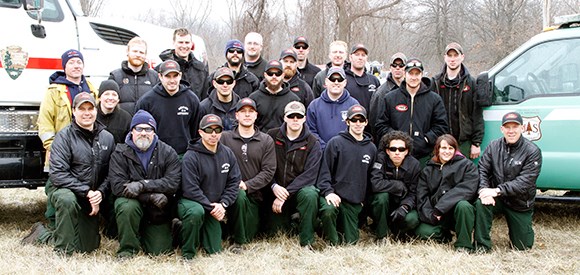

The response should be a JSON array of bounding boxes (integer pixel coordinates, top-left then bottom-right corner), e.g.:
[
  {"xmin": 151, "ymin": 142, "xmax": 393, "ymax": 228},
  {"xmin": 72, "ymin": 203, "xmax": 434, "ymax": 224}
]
[
  {"xmin": 386, "ymin": 139, "xmax": 408, "ymax": 167},
  {"xmin": 405, "ymin": 69, "xmax": 422, "ymax": 90},
  {"xmin": 328, "ymin": 44, "xmax": 347, "ymax": 66},
  {"xmin": 350, "ymin": 49, "xmax": 367, "ymax": 70},
  {"xmin": 245, "ymin": 38, "xmax": 262, "ymax": 58},
  {"xmin": 264, "ymin": 69, "xmax": 283, "ymax": 90},
  {"xmin": 294, "ymin": 43, "xmax": 309, "ymax": 62},
  {"xmin": 324, "ymin": 73, "xmax": 346, "ymax": 96},
  {"xmin": 390, "ymin": 59, "xmax": 405, "ymax": 80},
  {"xmin": 444, "ymin": 49, "xmax": 464, "ymax": 71},
  {"xmin": 235, "ymin": 106, "xmax": 257, "ymax": 127},
  {"xmin": 281, "ymin": 56, "xmax": 297, "ymax": 80},
  {"xmin": 226, "ymin": 48, "xmax": 243, "ymax": 67},
  {"xmin": 347, "ymin": 115, "xmax": 367, "ymax": 136},
  {"xmin": 199, "ymin": 126, "xmax": 222, "ymax": 147},
  {"xmin": 173, "ymin": 34, "xmax": 192, "ymax": 58},
  {"xmin": 131, "ymin": 123, "xmax": 155, "ymax": 151},
  {"xmin": 73, "ymin": 102, "xmax": 96, "ymax": 129},
  {"xmin": 65, "ymin": 57, "xmax": 84, "ymax": 79},
  {"xmin": 160, "ymin": 72, "xmax": 181, "ymax": 94},
  {"xmin": 501, "ymin": 122, "xmax": 524, "ymax": 144},
  {"xmin": 127, "ymin": 44, "xmax": 147, "ymax": 67},
  {"xmin": 100, "ymin": 90, "xmax": 119, "ymax": 110},
  {"xmin": 284, "ymin": 112, "xmax": 305, "ymax": 132},
  {"xmin": 213, "ymin": 76, "xmax": 235, "ymax": 98}
]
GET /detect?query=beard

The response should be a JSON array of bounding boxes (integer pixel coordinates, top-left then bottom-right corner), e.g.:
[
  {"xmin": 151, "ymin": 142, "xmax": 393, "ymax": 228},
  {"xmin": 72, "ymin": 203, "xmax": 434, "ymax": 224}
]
[
  {"xmin": 134, "ymin": 137, "xmax": 152, "ymax": 151},
  {"xmin": 128, "ymin": 57, "xmax": 144, "ymax": 67},
  {"xmin": 227, "ymin": 56, "xmax": 241, "ymax": 67},
  {"xmin": 283, "ymin": 68, "xmax": 295, "ymax": 79}
]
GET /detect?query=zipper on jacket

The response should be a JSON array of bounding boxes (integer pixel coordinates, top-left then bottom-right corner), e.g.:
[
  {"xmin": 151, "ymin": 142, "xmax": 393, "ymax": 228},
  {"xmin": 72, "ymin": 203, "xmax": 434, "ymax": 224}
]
[{"xmin": 409, "ymin": 96, "xmax": 414, "ymax": 136}]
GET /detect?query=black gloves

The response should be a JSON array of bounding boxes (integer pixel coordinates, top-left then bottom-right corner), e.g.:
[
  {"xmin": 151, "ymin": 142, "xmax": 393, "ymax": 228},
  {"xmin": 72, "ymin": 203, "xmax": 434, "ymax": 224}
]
[
  {"xmin": 390, "ymin": 205, "xmax": 409, "ymax": 222},
  {"xmin": 390, "ymin": 180, "xmax": 408, "ymax": 197},
  {"xmin": 149, "ymin": 193, "xmax": 168, "ymax": 209},
  {"xmin": 123, "ymin": 181, "xmax": 143, "ymax": 198}
]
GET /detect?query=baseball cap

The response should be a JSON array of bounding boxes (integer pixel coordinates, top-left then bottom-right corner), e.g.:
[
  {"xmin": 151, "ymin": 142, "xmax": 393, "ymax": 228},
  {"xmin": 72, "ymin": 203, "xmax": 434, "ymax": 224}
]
[
  {"xmin": 214, "ymin": 67, "xmax": 235, "ymax": 80},
  {"xmin": 236, "ymin": 97, "xmax": 257, "ymax": 112},
  {"xmin": 326, "ymin": 67, "xmax": 346, "ymax": 79},
  {"xmin": 265, "ymin": 60, "xmax": 283, "ymax": 73},
  {"xmin": 293, "ymin": 36, "xmax": 309, "ymax": 47},
  {"xmin": 284, "ymin": 101, "xmax": 306, "ymax": 117},
  {"xmin": 351, "ymin": 43, "xmax": 368, "ymax": 55},
  {"xmin": 280, "ymin": 49, "xmax": 297, "ymax": 61},
  {"xmin": 405, "ymin": 58, "xmax": 424, "ymax": 73},
  {"xmin": 72, "ymin": 92, "xmax": 96, "ymax": 109},
  {"xmin": 347, "ymin": 104, "xmax": 367, "ymax": 119},
  {"xmin": 389, "ymin": 52, "xmax": 407, "ymax": 64},
  {"xmin": 502, "ymin": 112, "xmax": 523, "ymax": 125},
  {"xmin": 199, "ymin": 114, "xmax": 223, "ymax": 129},
  {"xmin": 158, "ymin": 60, "xmax": 181, "ymax": 76},
  {"xmin": 445, "ymin": 42, "xmax": 464, "ymax": 55}
]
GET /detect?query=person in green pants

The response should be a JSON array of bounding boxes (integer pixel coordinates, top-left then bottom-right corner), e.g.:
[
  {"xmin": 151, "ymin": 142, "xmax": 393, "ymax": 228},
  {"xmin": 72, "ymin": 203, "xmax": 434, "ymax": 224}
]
[
  {"xmin": 316, "ymin": 104, "xmax": 376, "ymax": 245},
  {"xmin": 265, "ymin": 101, "xmax": 322, "ymax": 247},
  {"xmin": 415, "ymin": 134, "xmax": 479, "ymax": 252},
  {"xmin": 178, "ymin": 114, "xmax": 241, "ymax": 259},
  {"xmin": 475, "ymin": 111, "xmax": 542, "ymax": 252},
  {"xmin": 108, "ymin": 110, "xmax": 181, "ymax": 258}
]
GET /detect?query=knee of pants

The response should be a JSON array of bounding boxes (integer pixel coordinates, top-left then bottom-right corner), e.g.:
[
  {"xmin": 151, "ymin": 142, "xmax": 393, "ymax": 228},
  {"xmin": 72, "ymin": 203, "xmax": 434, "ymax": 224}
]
[
  {"xmin": 114, "ymin": 197, "xmax": 142, "ymax": 216},
  {"xmin": 180, "ymin": 202, "xmax": 205, "ymax": 225},
  {"xmin": 372, "ymin": 192, "xmax": 390, "ymax": 206},
  {"xmin": 319, "ymin": 206, "xmax": 338, "ymax": 221},
  {"xmin": 234, "ymin": 189, "xmax": 249, "ymax": 206},
  {"xmin": 415, "ymin": 223, "xmax": 440, "ymax": 239},
  {"xmin": 52, "ymin": 188, "xmax": 80, "ymax": 209},
  {"xmin": 454, "ymin": 200, "xmax": 475, "ymax": 214},
  {"xmin": 297, "ymin": 186, "xmax": 318, "ymax": 203}
]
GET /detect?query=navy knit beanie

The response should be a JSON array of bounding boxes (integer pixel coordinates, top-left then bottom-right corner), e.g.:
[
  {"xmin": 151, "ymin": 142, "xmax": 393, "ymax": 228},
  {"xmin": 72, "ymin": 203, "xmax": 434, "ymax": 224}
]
[
  {"xmin": 131, "ymin": 110, "xmax": 157, "ymax": 132},
  {"xmin": 61, "ymin": 49, "xmax": 84, "ymax": 70},
  {"xmin": 98, "ymin": 80, "xmax": 120, "ymax": 97},
  {"xmin": 224, "ymin": 39, "xmax": 244, "ymax": 56}
]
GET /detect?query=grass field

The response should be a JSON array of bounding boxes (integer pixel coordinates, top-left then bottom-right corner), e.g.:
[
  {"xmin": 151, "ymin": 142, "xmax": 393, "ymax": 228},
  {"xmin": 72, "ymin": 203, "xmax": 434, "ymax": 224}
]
[{"xmin": 1, "ymin": 188, "xmax": 579, "ymax": 274}]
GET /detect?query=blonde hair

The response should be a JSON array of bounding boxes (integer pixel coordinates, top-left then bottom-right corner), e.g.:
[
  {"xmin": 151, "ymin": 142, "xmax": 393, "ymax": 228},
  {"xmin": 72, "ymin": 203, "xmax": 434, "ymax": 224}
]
[
  {"xmin": 329, "ymin": 40, "xmax": 348, "ymax": 53},
  {"xmin": 127, "ymin": 37, "xmax": 148, "ymax": 53}
]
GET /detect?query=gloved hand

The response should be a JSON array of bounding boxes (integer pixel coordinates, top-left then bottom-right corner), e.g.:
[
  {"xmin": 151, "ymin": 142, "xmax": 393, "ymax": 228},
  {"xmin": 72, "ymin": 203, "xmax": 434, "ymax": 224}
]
[
  {"xmin": 123, "ymin": 181, "xmax": 143, "ymax": 198},
  {"xmin": 390, "ymin": 180, "xmax": 408, "ymax": 197},
  {"xmin": 149, "ymin": 193, "xmax": 168, "ymax": 209},
  {"xmin": 390, "ymin": 205, "xmax": 409, "ymax": 222}
]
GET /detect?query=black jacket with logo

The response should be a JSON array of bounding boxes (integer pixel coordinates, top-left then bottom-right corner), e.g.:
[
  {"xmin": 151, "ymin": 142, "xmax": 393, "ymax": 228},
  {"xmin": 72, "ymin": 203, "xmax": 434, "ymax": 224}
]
[
  {"xmin": 286, "ymin": 74, "xmax": 314, "ymax": 107},
  {"xmin": 159, "ymin": 49, "xmax": 209, "ymax": 101},
  {"xmin": 370, "ymin": 151, "xmax": 421, "ymax": 209},
  {"xmin": 297, "ymin": 59, "xmax": 321, "ymax": 89},
  {"xmin": 249, "ymin": 81, "xmax": 301, "ymax": 132},
  {"xmin": 369, "ymin": 73, "xmax": 401, "ymax": 142},
  {"xmin": 344, "ymin": 68, "xmax": 380, "ymax": 111},
  {"xmin": 109, "ymin": 60, "xmax": 159, "ymax": 116},
  {"xmin": 199, "ymin": 90, "xmax": 240, "ymax": 131}
]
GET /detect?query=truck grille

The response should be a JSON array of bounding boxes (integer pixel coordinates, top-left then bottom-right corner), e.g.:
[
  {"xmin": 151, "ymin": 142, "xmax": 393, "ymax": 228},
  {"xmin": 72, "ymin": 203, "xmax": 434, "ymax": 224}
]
[
  {"xmin": 89, "ymin": 22, "xmax": 138, "ymax": 45},
  {"xmin": 0, "ymin": 110, "xmax": 38, "ymax": 135}
]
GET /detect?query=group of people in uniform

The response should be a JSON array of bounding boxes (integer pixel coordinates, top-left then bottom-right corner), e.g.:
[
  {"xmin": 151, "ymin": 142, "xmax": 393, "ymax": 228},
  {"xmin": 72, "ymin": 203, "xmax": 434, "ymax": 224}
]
[{"xmin": 21, "ymin": 27, "xmax": 542, "ymax": 259}]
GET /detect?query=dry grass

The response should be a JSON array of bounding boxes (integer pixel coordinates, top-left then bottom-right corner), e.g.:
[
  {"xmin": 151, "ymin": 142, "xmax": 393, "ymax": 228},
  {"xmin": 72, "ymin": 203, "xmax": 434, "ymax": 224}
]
[{"xmin": 1, "ymin": 188, "xmax": 579, "ymax": 274}]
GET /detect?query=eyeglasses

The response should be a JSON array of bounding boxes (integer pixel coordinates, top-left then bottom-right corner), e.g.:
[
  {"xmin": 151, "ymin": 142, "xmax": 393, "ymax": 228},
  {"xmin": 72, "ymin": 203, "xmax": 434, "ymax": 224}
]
[
  {"xmin": 390, "ymin": 63, "xmax": 405, "ymax": 68},
  {"xmin": 328, "ymin": 76, "xmax": 345, "ymax": 83},
  {"xmin": 388, "ymin": 146, "xmax": 407, "ymax": 152},
  {"xmin": 202, "ymin": 127, "xmax": 223, "ymax": 134},
  {"xmin": 348, "ymin": 117, "xmax": 366, "ymax": 123},
  {"xmin": 286, "ymin": 113, "xmax": 305, "ymax": 119},
  {"xmin": 266, "ymin": 71, "xmax": 283, "ymax": 77},
  {"xmin": 216, "ymin": 78, "xmax": 234, "ymax": 85},
  {"xmin": 294, "ymin": 44, "xmax": 309, "ymax": 50},
  {"xmin": 227, "ymin": 48, "xmax": 243, "ymax": 54},
  {"xmin": 406, "ymin": 61, "xmax": 422, "ymax": 68},
  {"xmin": 134, "ymin": 126, "xmax": 154, "ymax": 133}
]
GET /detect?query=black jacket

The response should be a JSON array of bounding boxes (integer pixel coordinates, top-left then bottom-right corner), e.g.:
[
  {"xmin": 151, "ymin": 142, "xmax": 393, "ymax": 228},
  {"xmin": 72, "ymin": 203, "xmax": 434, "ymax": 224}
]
[
  {"xmin": 208, "ymin": 63, "xmax": 260, "ymax": 99},
  {"xmin": 297, "ymin": 59, "xmax": 321, "ymax": 89},
  {"xmin": 109, "ymin": 60, "xmax": 159, "ymax": 116},
  {"xmin": 49, "ymin": 121, "xmax": 115, "ymax": 198},
  {"xmin": 249, "ymin": 82, "xmax": 301, "ymax": 132},
  {"xmin": 267, "ymin": 124, "xmax": 322, "ymax": 196},
  {"xmin": 344, "ymin": 68, "xmax": 380, "ymax": 111},
  {"xmin": 199, "ymin": 91, "xmax": 240, "ymax": 131},
  {"xmin": 96, "ymin": 104, "xmax": 131, "ymax": 144},
  {"xmin": 246, "ymin": 56, "xmax": 267, "ymax": 82},
  {"xmin": 286, "ymin": 73, "xmax": 315, "ymax": 108},
  {"xmin": 316, "ymin": 131, "xmax": 377, "ymax": 204},
  {"xmin": 370, "ymin": 151, "xmax": 421, "ymax": 209},
  {"xmin": 159, "ymin": 49, "xmax": 209, "ymax": 100},
  {"xmin": 478, "ymin": 136, "xmax": 542, "ymax": 211},
  {"xmin": 432, "ymin": 64, "xmax": 484, "ymax": 145},
  {"xmin": 375, "ymin": 78, "xmax": 449, "ymax": 159},
  {"xmin": 369, "ymin": 73, "xmax": 401, "ymax": 142},
  {"xmin": 417, "ymin": 154, "xmax": 479, "ymax": 225},
  {"xmin": 181, "ymin": 139, "xmax": 241, "ymax": 211}
]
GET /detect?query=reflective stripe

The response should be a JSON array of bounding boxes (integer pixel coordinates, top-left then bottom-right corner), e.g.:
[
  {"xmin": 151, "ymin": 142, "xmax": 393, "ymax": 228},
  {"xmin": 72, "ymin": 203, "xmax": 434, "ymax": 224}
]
[{"xmin": 39, "ymin": 132, "xmax": 55, "ymax": 142}]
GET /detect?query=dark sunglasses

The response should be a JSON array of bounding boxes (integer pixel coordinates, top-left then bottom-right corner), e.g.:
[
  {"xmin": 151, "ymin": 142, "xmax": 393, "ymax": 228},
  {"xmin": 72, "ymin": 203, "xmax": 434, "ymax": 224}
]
[
  {"xmin": 294, "ymin": 44, "xmax": 309, "ymax": 50},
  {"xmin": 134, "ymin": 126, "xmax": 154, "ymax": 133},
  {"xmin": 216, "ymin": 78, "xmax": 234, "ymax": 85},
  {"xmin": 227, "ymin": 48, "xmax": 243, "ymax": 54},
  {"xmin": 390, "ymin": 63, "xmax": 405, "ymax": 68},
  {"xmin": 286, "ymin": 113, "xmax": 305, "ymax": 119},
  {"xmin": 407, "ymin": 61, "xmax": 422, "ymax": 67},
  {"xmin": 266, "ymin": 71, "xmax": 283, "ymax": 77},
  {"xmin": 202, "ymin": 127, "xmax": 223, "ymax": 134},
  {"xmin": 348, "ymin": 117, "xmax": 366, "ymax": 123},
  {"xmin": 388, "ymin": 146, "xmax": 407, "ymax": 152},
  {"xmin": 328, "ymin": 76, "xmax": 345, "ymax": 83}
]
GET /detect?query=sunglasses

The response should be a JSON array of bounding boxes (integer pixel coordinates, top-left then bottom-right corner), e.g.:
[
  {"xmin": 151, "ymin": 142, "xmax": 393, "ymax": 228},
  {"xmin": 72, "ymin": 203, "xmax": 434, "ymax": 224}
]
[
  {"xmin": 388, "ymin": 146, "xmax": 407, "ymax": 152},
  {"xmin": 227, "ymin": 48, "xmax": 243, "ymax": 54},
  {"xmin": 134, "ymin": 126, "xmax": 154, "ymax": 133},
  {"xmin": 406, "ymin": 61, "xmax": 422, "ymax": 68},
  {"xmin": 348, "ymin": 117, "xmax": 366, "ymax": 123},
  {"xmin": 216, "ymin": 78, "xmax": 234, "ymax": 85},
  {"xmin": 328, "ymin": 76, "xmax": 345, "ymax": 83},
  {"xmin": 286, "ymin": 113, "xmax": 305, "ymax": 119},
  {"xmin": 202, "ymin": 127, "xmax": 223, "ymax": 134},
  {"xmin": 266, "ymin": 71, "xmax": 283, "ymax": 77},
  {"xmin": 294, "ymin": 44, "xmax": 309, "ymax": 50},
  {"xmin": 391, "ymin": 63, "xmax": 405, "ymax": 68}
]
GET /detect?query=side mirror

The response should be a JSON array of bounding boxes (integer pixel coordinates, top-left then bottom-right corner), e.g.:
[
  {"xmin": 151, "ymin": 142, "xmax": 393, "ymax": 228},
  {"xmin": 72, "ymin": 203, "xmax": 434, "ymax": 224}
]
[
  {"xmin": 22, "ymin": 0, "xmax": 44, "ymax": 11},
  {"xmin": 475, "ymin": 72, "xmax": 492, "ymax": 107},
  {"xmin": 31, "ymin": 24, "xmax": 46, "ymax": 38},
  {"xmin": 22, "ymin": 0, "xmax": 46, "ymax": 38},
  {"xmin": 505, "ymin": 85, "xmax": 525, "ymax": 102}
]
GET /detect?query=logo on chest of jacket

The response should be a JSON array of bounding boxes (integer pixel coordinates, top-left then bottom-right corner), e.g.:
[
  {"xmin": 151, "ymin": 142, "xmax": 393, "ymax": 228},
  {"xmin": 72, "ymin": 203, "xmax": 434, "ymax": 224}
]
[
  {"xmin": 299, "ymin": 146, "xmax": 307, "ymax": 150},
  {"xmin": 291, "ymin": 87, "xmax": 300, "ymax": 92},
  {"xmin": 395, "ymin": 104, "xmax": 408, "ymax": 112},
  {"xmin": 221, "ymin": 163, "xmax": 230, "ymax": 173},
  {"xmin": 362, "ymin": 154, "xmax": 371, "ymax": 164},
  {"xmin": 122, "ymin": 77, "xmax": 129, "ymax": 84},
  {"xmin": 463, "ymin": 85, "xmax": 471, "ymax": 92},
  {"xmin": 177, "ymin": 106, "xmax": 190, "ymax": 116},
  {"xmin": 275, "ymin": 140, "xmax": 284, "ymax": 146},
  {"xmin": 341, "ymin": 110, "xmax": 348, "ymax": 121},
  {"xmin": 368, "ymin": 84, "xmax": 377, "ymax": 93}
]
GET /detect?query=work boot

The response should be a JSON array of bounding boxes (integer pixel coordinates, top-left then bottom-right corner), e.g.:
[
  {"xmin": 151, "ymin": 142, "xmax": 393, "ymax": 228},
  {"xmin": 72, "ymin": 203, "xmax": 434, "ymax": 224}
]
[{"xmin": 21, "ymin": 222, "xmax": 46, "ymax": 245}]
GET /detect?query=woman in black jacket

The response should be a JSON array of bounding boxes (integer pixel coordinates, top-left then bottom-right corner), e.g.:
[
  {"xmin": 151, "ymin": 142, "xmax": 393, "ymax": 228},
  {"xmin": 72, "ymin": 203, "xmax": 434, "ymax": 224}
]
[{"xmin": 415, "ymin": 134, "xmax": 478, "ymax": 252}]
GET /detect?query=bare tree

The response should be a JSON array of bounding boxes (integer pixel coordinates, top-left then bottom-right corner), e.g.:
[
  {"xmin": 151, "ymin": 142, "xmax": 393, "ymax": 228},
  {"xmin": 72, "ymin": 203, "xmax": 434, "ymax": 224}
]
[
  {"xmin": 333, "ymin": 0, "xmax": 402, "ymax": 42},
  {"xmin": 79, "ymin": 0, "xmax": 107, "ymax": 17}
]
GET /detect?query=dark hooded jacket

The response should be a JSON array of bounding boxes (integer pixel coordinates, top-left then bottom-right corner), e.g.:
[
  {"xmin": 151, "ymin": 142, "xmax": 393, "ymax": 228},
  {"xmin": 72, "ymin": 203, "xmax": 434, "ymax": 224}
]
[
  {"xmin": 48, "ymin": 71, "xmax": 91, "ymax": 102},
  {"xmin": 96, "ymin": 103, "xmax": 131, "ymax": 144},
  {"xmin": 369, "ymin": 73, "xmax": 401, "ymax": 142},
  {"xmin": 249, "ymin": 81, "xmax": 301, "ymax": 132},
  {"xmin": 159, "ymin": 49, "xmax": 209, "ymax": 100},
  {"xmin": 286, "ymin": 73, "xmax": 315, "ymax": 107},
  {"xmin": 246, "ymin": 56, "xmax": 267, "ymax": 82},
  {"xmin": 199, "ymin": 90, "xmax": 240, "ymax": 131},
  {"xmin": 344, "ymin": 67, "xmax": 380, "ymax": 111},
  {"xmin": 370, "ymin": 151, "xmax": 421, "ymax": 209},
  {"xmin": 109, "ymin": 60, "xmax": 159, "ymax": 116},
  {"xmin": 297, "ymin": 59, "xmax": 321, "ymax": 89}
]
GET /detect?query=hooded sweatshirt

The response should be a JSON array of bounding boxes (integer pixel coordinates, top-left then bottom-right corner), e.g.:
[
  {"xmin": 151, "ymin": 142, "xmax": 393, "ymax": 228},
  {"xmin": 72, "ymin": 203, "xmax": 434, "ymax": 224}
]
[
  {"xmin": 48, "ymin": 71, "xmax": 91, "ymax": 103},
  {"xmin": 249, "ymin": 81, "xmax": 300, "ymax": 132},
  {"xmin": 158, "ymin": 49, "xmax": 209, "ymax": 101}
]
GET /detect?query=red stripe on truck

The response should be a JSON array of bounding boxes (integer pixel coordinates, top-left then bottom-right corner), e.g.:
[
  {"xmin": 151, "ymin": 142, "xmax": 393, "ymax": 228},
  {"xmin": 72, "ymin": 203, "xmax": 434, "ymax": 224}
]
[{"xmin": 0, "ymin": 57, "xmax": 62, "ymax": 70}]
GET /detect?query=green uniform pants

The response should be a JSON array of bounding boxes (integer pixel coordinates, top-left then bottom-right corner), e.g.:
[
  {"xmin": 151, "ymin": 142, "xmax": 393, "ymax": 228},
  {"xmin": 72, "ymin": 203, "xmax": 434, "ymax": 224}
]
[
  {"xmin": 114, "ymin": 197, "xmax": 173, "ymax": 257},
  {"xmin": 41, "ymin": 187, "xmax": 100, "ymax": 255},
  {"xmin": 474, "ymin": 198, "xmax": 534, "ymax": 251},
  {"xmin": 319, "ymin": 197, "xmax": 362, "ymax": 245},
  {"xmin": 415, "ymin": 200, "xmax": 475, "ymax": 250},
  {"xmin": 265, "ymin": 186, "xmax": 318, "ymax": 246},
  {"xmin": 177, "ymin": 199, "xmax": 222, "ymax": 259},
  {"xmin": 44, "ymin": 179, "xmax": 56, "ymax": 230},
  {"xmin": 370, "ymin": 192, "xmax": 420, "ymax": 238},
  {"xmin": 229, "ymin": 189, "xmax": 260, "ymax": 244}
]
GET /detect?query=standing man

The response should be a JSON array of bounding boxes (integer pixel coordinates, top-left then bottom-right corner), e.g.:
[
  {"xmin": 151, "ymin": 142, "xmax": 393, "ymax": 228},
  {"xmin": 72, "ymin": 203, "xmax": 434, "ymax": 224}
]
[
  {"xmin": 220, "ymin": 98, "xmax": 276, "ymax": 252},
  {"xmin": 22, "ymin": 93, "xmax": 115, "ymax": 256},
  {"xmin": 178, "ymin": 114, "xmax": 241, "ymax": 259},
  {"xmin": 96, "ymin": 80, "xmax": 132, "ymax": 144},
  {"xmin": 208, "ymin": 39, "xmax": 259, "ymax": 99},
  {"xmin": 136, "ymin": 60, "xmax": 202, "ymax": 156},
  {"xmin": 311, "ymin": 40, "xmax": 349, "ymax": 98},
  {"xmin": 432, "ymin": 43, "xmax": 483, "ymax": 159},
  {"xmin": 200, "ymin": 67, "xmax": 240, "ymax": 131},
  {"xmin": 306, "ymin": 67, "xmax": 359, "ymax": 150},
  {"xmin": 249, "ymin": 60, "xmax": 300, "ymax": 132},
  {"xmin": 375, "ymin": 58, "xmax": 449, "ymax": 162},
  {"xmin": 109, "ymin": 36, "xmax": 159, "ymax": 115},
  {"xmin": 280, "ymin": 48, "xmax": 314, "ymax": 107},
  {"xmin": 266, "ymin": 101, "xmax": 322, "ymax": 247},
  {"xmin": 475, "ymin": 112, "xmax": 542, "ymax": 252},
  {"xmin": 293, "ymin": 36, "xmax": 321, "ymax": 89},
  {"xmin": 316, "ymin": 105, "xmax": 376, "ymax": 245},
  {"xmin": 244, "ymin": 32, "xmax": 267, "ymax": 81},
  {"xmin": 109, "ymin": 110, "xmax": 181, "ymax": 258},
  {"xmin": 345, "ymin": 44, "xmax": 380, "ymax": 111},
  {"xmin": 159, "ymin": 28, "xmax": 208, "ymax": 100}
]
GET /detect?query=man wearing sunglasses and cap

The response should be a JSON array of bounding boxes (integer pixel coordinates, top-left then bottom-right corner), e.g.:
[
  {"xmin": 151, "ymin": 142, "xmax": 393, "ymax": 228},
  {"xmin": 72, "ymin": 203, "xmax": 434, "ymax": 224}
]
[
  {"xmin": 293, "ymin": 36, "xmax": 321, "ymax": 89},
  {"xmin": 178, "ymin": 114, "xmax": 242, "ymax": 259},
  {"xmin": 200, "ymin": 67, "xmax": 241, "ymax": 131}
]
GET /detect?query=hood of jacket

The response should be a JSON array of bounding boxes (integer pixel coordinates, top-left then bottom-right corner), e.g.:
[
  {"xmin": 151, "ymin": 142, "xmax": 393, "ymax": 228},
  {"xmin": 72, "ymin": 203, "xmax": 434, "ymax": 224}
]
[
  {"xmin": 151, "ymin": 82, "xmax": 191, "ymax": 98},
  {"xmin": 338, "ymin": 130, "xmax": 373, "ymax": 145},
  {"xmin": 320, "ymin": 88, "xmax": 353, "ymax": 104},
  {"xmin": 399, "ymin": 77, "xmax": 432, "ymax": 97},
  {"xmin": 257, "ymin": 81, "xmax": 291, "ymax": 97},
  {"xmin": 121, "ymin": 60, "xmax": 152, "ymax": 76}
]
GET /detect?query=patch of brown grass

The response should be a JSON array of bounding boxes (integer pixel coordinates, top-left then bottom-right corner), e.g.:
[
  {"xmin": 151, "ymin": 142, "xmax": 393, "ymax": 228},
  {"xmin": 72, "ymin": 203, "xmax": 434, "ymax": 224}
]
[{"xmin": 1, "ymin": 188, "xmax": 579, "ymax": 274}]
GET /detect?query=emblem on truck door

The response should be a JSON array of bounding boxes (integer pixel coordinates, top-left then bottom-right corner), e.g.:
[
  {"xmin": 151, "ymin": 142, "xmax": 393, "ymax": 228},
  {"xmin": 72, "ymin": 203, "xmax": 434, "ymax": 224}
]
[
  {"xmin": 1, "ymin": 46, "xmax": 29, "ymax": 80},
  {"xmin": 522, "ymin": 116, "xmax": 542, "ymax": 141}
]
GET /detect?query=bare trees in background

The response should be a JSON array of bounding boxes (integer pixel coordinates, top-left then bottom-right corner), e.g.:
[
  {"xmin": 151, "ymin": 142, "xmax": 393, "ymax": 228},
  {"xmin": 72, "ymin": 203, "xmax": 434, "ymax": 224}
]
[{"xmin": 79, "ymin": 0, "xmax": 107, "ymax": 17}]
